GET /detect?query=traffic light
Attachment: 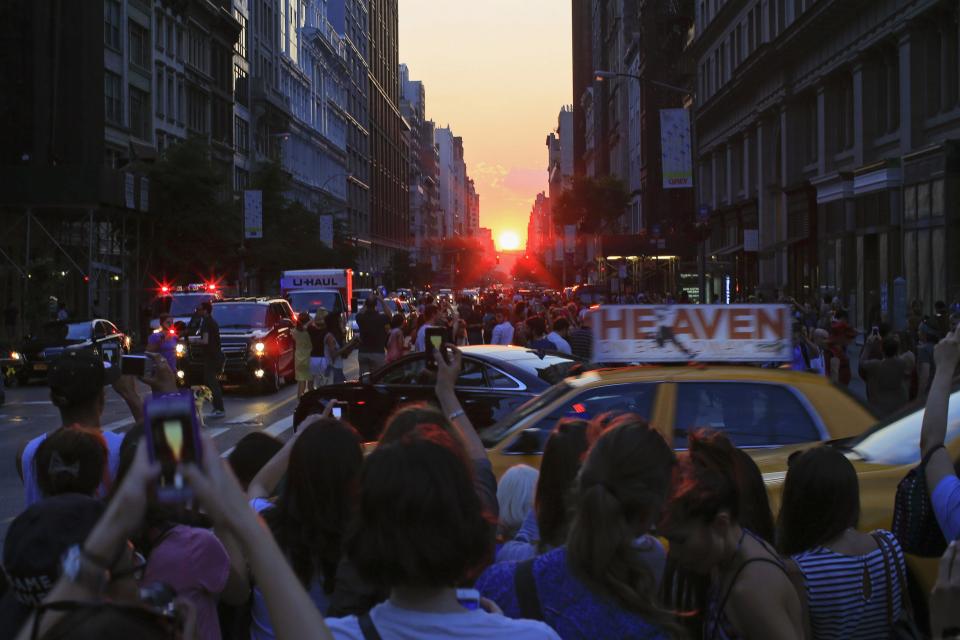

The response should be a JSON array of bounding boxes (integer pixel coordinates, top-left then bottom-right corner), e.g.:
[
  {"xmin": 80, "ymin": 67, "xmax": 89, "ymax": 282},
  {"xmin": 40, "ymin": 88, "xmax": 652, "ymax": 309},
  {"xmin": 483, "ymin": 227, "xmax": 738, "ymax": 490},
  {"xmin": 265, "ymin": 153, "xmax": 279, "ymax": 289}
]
[{"xmin": 496, "ymin": 254, "xmax": 500, "ymax": 265}]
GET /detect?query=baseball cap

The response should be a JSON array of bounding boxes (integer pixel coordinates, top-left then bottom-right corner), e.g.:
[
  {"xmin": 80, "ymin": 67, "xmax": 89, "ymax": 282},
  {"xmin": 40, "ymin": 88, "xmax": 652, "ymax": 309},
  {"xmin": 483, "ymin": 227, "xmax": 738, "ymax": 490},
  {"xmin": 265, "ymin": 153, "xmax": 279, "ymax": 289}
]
[
  {"xmin": 48, "ymin": 349, "xmax": 107, "ymax": 408},
  {"xmin": 0, "ymin": 495, "xmax": 105, "ymax": 629}
]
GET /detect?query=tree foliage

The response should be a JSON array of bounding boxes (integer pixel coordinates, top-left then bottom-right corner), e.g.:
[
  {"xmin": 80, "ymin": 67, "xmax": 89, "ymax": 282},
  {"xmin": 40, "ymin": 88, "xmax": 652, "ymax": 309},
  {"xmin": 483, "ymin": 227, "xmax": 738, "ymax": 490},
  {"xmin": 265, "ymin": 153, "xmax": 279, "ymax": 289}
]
[
  {"xmin": 552, "ymin": 175, "xmax": 631, "ymax": 234},
  {"xmin": 145, "ymin": 136, "xmax": 237, "ymax": 282}
]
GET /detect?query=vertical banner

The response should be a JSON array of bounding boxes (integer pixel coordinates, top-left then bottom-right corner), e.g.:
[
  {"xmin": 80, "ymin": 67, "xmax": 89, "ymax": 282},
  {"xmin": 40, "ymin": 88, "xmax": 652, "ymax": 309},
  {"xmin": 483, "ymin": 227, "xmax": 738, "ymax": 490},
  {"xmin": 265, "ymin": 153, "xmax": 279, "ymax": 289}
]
[
  {"xmin": 244, "ymin": 190, "xmax": 263, "ymax": 239},
  {"xmin": 660, "ymin": 108, "xmax": 693, "ymax": 189},
  {"xmin": 124, "ymin": 173, "xmax": 135, "ymax": 209},
  {"xmin": 139, "ymin": 177, "xmax": 149, "ymax": 212},
  {"xmin": 319, "ymin": 214, "xmax": 334, "ymax": 248}
]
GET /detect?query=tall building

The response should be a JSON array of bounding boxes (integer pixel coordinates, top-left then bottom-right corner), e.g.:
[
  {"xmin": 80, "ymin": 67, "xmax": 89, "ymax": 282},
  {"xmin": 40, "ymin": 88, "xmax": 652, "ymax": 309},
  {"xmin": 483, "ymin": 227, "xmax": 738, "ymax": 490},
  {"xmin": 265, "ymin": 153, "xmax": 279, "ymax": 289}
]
[
  {"xmin": 328, "ymin": 0, "xmax": 371, "ymax": 266},
  {"xmin": 400, "ymin": 64, "xmax": 441, "ymax": 264},
  {"xmin": 435, "ymin": 126, "xmax": 465, "ymax": 238},
  {"xmin": 687, "ymin": 0, "xmax": 960, "ymax": 325},
  {"xmin": 466, "ymin": 177, "xmax": 480, "ymax": 235},
  {"xmin": 273, "ymin": 0, "xmax": 349, "ymax": 217},
  {"xmin": 0, "ymin": 0, "xmax": 240, "ymax": 332},
  {"xmin": 525, "ymin": 192, "xmax": 552, "ymax": 259},
  {"xmin": 368, "ymin": 0, "xmax": 409, "ymax": 272}
]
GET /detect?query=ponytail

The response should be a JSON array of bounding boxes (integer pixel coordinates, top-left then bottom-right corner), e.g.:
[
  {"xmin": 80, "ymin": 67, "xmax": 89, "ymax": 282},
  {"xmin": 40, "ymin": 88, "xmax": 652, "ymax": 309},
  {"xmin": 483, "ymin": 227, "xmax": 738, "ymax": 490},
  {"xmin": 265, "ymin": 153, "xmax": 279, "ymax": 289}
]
[{"xmin": 566, "ymin": 417, "xmax": 680, "ymax": 635}]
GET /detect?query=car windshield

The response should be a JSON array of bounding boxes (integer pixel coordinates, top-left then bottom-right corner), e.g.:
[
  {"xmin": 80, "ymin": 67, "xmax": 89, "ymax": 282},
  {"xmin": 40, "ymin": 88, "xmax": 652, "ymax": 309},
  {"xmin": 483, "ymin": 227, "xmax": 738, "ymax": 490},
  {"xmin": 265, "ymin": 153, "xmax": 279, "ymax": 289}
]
[
  {"xmin": 288, "ymin": 291, "xmax": 340, "ymax": 314},
  {"xmin": 37, "ymin": 322, "xmax": 90, "ymax": 342},
  {"xmin": 850, "ymin": 389, "xmax": 960, "ymax": 465},
  {"xmin": 169, "ymin": 293, "xmax": 217, "ymax": 316},
  {"xmin": 479, "ymin": 381, "xmax": 571, "ymax": 447},
  {"xmin": 213, "ymin": 304, "xmax": 267, "ymax": 328}
]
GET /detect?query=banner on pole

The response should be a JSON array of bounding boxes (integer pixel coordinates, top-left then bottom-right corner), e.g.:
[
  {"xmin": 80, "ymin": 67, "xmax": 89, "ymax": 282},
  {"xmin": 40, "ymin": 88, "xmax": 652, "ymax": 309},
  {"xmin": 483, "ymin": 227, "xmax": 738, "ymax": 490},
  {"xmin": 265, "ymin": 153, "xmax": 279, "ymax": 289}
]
[
  {"xmin": 244, "ymin": 190, "xmax": 263, "ymax": 239},
  {"xmin": 319, "ymin": 215, "xmax": 334, "ymax": 248},
  {"xmin": 591, "ymin": 304, "xmax": 792, "ymax": 363},
  {"xmin": 660, "ymin": 109, "xmax": 693, "ymax": 189},
  {"xmin": 564, "ymin": 225, "xmax": 577, "ymax": 254}
]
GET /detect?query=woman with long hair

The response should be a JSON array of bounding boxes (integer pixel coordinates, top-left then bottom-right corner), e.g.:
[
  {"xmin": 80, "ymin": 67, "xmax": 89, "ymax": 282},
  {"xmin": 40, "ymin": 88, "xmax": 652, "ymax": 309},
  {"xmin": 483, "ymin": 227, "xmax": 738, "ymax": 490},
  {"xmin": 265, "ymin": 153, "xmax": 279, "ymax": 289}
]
[
  {"xmin": 246, "ymin": 414, "xmax": 364, "ymax": 639},
  {"xmin": 478, "ymin": 416, "xmax": 678, "ymax": 639},
  {"xmin": 292, "ymin": 312, "xmax": 313, "ymax": 398},
  {"xmin": 323, "ymin": 312, "xmax": 357, "ymax": 385},
  {"xmin": 777, "ymin": 446, "xmax": 906, "ymax": 639},
  {"xmin": 661, "ymin": 430, "xmax": 804, "ymax": 640}
]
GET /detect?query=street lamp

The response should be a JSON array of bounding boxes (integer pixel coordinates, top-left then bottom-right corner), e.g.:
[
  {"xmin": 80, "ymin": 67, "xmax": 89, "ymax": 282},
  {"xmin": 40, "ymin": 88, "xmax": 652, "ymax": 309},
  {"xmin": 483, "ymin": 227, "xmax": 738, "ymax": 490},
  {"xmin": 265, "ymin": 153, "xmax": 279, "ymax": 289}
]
[{"xmin": 593, "ymin": 70, "xmax": 694, "ymax": 98}]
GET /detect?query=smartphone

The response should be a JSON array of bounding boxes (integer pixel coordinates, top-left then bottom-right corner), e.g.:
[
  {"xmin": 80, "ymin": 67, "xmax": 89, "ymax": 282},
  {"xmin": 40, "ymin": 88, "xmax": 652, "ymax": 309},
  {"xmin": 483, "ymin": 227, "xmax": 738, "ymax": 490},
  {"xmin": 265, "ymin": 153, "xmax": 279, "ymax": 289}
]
[
  {"xmin": 143, "ymin": 392, "xmax": 202, "ymax": 502},
  {"xmin": 456, "ymin": 588, "xmax": 480, "ymax": 611},
  {"xmin": 121, "ymin": 354, "xmax": 155, "ymax": 378},
  {"xmin": 332, "ymin": 406, "xmax": 342, "ymax": 419},
  {"xmin": 424, "ymin": 327, "xmax": 449, "ymax": 368}
]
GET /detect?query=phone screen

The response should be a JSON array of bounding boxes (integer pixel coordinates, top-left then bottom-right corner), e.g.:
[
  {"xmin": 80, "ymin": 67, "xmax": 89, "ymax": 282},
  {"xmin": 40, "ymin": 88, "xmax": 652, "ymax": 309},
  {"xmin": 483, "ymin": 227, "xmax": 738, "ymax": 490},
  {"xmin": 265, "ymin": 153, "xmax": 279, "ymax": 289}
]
[
  {"xmin": 456, "ymin": 588, "xmax": 480, "ymax": 611},
  {"xmin": 424, "ymin": 327, "xmax": 447, "ymax": 366},
  {"xmin": 150, "ymin": 415, "xmax": 196, "ymax": 491},
  {"xmin": 332, "ymin": 406, "xmax": 342, "ymax": 419}
]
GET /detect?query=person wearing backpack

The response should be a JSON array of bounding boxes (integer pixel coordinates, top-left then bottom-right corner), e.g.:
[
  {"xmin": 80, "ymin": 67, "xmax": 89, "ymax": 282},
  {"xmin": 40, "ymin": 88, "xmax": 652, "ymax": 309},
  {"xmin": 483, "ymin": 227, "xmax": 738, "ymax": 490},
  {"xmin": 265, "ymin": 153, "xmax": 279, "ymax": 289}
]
[{"xmin": 920, "ymin": 324, "xmax": 960, "ymax": 542}]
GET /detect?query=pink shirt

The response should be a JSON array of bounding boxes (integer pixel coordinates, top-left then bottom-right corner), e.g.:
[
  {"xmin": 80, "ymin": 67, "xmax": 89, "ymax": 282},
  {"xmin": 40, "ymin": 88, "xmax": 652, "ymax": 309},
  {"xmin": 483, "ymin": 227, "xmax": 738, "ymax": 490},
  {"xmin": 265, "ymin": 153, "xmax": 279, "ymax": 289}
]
[{"xmin": 142, "ymin": 525, "xmax": 230, "ymax": 640}]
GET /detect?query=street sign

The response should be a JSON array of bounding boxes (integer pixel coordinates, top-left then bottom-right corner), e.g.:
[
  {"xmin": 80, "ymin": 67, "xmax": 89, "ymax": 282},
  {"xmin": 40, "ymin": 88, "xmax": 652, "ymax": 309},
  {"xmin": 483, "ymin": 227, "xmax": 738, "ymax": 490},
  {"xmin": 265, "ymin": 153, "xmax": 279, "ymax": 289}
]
[
  {"xmin": 244, "ymin": 190, "xmax": 263, "ymax": 239},
  {"xmin": 743, "ymin": 229, "xmax": 759, "ymax": 252},
  {"xmin": 592, "ymin": 304, "xmax": 792, "ymax": 363}
]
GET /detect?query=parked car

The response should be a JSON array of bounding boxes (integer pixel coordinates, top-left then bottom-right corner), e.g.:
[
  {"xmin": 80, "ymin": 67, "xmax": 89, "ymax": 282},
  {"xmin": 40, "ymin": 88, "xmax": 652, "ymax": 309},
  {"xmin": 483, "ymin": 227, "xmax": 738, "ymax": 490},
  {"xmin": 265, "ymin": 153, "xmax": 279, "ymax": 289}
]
[
  {"xmin": 180, "ymin": 298, "xmax": 296, "ymax": 393},
  {"xmin": 18, "ymin": 320, "xmax": 130, "ymax": 384},
  {"xmin": 480, "ymin": 365, "xmax": 876, "ymax": 477},
  {"xmin": 294, "ymin": 345, "xmax": 585, "ymax": 441}
]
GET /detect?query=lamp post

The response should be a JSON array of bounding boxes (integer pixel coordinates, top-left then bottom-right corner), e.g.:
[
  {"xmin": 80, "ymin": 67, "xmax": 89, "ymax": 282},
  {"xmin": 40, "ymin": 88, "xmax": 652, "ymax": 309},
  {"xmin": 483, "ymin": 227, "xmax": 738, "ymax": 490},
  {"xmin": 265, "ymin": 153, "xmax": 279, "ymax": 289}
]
[{"xmin": 593, "ymin": 69, "xmax": 698, "ymax": 301}]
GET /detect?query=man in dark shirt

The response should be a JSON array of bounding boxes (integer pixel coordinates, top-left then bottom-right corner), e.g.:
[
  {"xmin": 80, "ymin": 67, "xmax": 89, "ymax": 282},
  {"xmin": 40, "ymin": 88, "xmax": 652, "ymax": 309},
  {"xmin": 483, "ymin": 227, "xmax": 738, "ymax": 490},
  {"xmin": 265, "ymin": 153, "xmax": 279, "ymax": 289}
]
[
  {"xmin": 356, "ymin": 295, "xmax": 390, "ymax": 376},
  {"xmin": 568, "ymin": 310, "xmax": 594, "ymax": 361},
  {"xmin": 190, "ymin": 301, "xmax": 225, "ymax": 418}
]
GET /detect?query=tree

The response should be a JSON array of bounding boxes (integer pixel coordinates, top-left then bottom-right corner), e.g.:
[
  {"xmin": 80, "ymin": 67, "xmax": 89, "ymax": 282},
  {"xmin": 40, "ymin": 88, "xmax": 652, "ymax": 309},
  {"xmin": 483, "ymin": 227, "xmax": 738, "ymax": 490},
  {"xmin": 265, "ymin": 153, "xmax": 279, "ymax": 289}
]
[
  {"xmin": 553, "ymin": 175, "xmax": 631, "ymax": 234},
  {"xmin": 145, "ymin": 136, "xmax": 237, "ymax": 282}
]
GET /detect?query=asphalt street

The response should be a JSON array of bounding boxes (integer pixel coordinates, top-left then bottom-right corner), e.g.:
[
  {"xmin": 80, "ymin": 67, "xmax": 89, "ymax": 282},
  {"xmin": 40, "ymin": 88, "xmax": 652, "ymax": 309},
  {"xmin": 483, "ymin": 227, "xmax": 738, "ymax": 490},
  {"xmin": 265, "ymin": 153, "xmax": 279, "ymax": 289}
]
[{"xmin": 0, "ymin": 352, "xmax": 359, "ymax": 544}]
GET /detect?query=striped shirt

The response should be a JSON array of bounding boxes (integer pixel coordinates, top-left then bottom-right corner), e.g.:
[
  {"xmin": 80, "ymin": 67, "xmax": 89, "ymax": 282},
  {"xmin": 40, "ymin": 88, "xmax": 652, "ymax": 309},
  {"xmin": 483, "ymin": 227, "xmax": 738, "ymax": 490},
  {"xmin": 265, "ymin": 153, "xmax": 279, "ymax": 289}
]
[{"xmin": 792, "ymin": 530, "xmax": 905, "ymax": 640}]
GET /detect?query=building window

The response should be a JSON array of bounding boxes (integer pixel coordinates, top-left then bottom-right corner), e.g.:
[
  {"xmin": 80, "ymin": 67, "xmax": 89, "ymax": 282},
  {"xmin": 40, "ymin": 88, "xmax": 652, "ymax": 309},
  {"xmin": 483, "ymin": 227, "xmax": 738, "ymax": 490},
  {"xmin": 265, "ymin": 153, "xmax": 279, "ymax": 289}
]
[
  {"xmin": 834, "ymin": 73, "xmax": 854, "ymax": 152},
  {"xmin": 167, "ymin": 75, "xmax": 174, "ymax": 118},
  {"xmin": 801, "ymin": 93, "xmax": 817, "ymax": 164},
  {"xmin": 166, "ymin": 17, "xmax": 173, "ymax": 52},
  {"xmin": 104, "ymin": 71, "xmax": 123, "ymax": 124},
  {"xmin": 235, "ymin": 11, "xmax": 247, "ymax": 58},
  {"xmin": 235, "ymin": 167, "xmax": 250, "ymax": 192},
  {"xmin": 104, "ymin": 0, "xmax": 121, "ymax": 50},
  {"xmin": 875, "ymin": 47, "xmax": 900, "ymax": 136},
  {"xmin": 155, "ymin": 11, "xmax": 163, "ymax": 49},
  {"xmin": 177, "ymin": 78, "xmax": 185, "ymax": 124},
  {"xmin": 129, "ymin": 86, "xmax": 150, "ymax": 139},
  {"xmin": 176, "ymin": 27, "xmax": 184, "ymax": 61},
  {"xmin": 235, "ymin": 116, "xmax": 249, "ymax": 155},
  {"xmin": 156, "ymin": 65, "xmax": 164, "ymax": 117},
  {"xmin": 234, "ymin": 65, "xmax": 248, "ymax": 107},
  {"xmin": 129, "ymin": 20, "xmax": 149, "ymax": 68},
  {"xmin": 187, "ymin": 87, "xmax": 208, "ymax": 133}
]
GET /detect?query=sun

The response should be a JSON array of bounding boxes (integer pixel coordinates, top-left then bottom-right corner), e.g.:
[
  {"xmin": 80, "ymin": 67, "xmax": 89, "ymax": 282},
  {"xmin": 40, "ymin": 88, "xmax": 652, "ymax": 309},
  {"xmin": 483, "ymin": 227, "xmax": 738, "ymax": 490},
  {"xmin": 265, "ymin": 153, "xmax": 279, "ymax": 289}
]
[{"xmin": 498, "ymin": 230, "xmax": 521, "ymax": 251}]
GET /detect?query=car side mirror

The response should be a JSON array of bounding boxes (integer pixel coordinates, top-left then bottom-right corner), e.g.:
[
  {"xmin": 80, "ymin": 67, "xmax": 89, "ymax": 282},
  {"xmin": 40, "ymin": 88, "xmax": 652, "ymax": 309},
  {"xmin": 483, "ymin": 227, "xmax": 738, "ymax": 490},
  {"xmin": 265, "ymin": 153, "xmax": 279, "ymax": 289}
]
[
  {"xmin": 351, "ymin": 300, "xmax": 359, "ymax": 314},
  {"xmin": 360, "ymin": 372, "xmax": 371, "ymax": 385},
  {"xmin": 279, "ymin": 318, "xmax": 294, "ymax": 329},
  {"xmin": 509, "ymin": 428, "xmax": 542, "ymax": 455}
]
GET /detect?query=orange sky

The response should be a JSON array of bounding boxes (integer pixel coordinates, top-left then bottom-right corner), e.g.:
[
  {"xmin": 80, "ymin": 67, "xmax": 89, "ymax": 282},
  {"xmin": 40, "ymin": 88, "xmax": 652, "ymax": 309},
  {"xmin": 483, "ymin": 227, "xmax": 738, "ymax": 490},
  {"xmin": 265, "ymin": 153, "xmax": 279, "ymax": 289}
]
[{"xmin": 398, "ymin": 0, "xmax": 572, "ymax": 250}]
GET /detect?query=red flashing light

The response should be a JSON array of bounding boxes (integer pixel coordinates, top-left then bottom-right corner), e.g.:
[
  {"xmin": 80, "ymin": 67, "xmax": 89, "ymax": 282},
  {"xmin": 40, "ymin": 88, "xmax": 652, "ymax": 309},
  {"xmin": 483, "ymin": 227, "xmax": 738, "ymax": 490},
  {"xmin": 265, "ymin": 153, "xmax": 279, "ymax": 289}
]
[
  {"xmin": 572, "ymin": 403, "xmax": 587, "ymax": 414},
  {"xmin": 356, "ymin": 401, "xmax": 366, "ymax": 405},
  {"xmin": 207, "ymin": 283, "xmax": 217, "ymax": 291},
  {"xmin": 160, "ymin": 285, "xmax": 170, "ymax": 293},
  {"xmin": 83, "ymin": 276, "xmax": 90, "ymax": 283}
]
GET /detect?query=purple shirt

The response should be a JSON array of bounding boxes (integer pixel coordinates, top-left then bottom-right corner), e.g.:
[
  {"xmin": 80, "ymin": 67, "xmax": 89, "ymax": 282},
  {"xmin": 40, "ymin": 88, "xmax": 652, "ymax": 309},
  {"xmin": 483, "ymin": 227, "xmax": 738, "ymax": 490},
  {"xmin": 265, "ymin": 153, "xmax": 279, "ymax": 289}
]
[
  {"xmin": 147, "ymin": 331, "xmax": 178, "ymax": 371},
  {"xmin": 933, "ymin": 475, "xmax": 960, "ymax": 542},
  {"xmin": 142, "ymin": 525, "xmax": 230, "ymax": 640}
]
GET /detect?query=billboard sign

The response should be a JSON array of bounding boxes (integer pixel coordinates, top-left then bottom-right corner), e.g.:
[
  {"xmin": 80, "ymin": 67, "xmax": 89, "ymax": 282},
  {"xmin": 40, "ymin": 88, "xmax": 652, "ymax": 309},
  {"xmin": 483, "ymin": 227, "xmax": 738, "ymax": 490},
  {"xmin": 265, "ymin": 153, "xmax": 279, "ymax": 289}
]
[
  {"xmin": 244, "ymin": 190, "xmax": 263, "ymax": 239},
  {"xmin": 592, "ymin": 304, "xmax": 792, "ymax": 363},
  {"xmin": 660, "ymin": 109, "xmax": 693, "ymax": 189}
]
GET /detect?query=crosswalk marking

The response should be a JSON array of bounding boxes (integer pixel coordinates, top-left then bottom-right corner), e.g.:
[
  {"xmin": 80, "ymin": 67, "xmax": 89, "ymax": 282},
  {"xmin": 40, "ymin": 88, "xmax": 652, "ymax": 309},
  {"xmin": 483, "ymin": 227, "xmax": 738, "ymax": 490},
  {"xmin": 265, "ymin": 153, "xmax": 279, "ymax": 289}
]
[
  {"xmin": 103, "ymin": 417, "xmax": 134, "ymax": 432},
  {"xmin": 226, "ymin": 412, "xmax": 259, "ymax": 425},
  {"xmin": 264, "ymin": 415, "xmax": 294, "ymax": 437}
]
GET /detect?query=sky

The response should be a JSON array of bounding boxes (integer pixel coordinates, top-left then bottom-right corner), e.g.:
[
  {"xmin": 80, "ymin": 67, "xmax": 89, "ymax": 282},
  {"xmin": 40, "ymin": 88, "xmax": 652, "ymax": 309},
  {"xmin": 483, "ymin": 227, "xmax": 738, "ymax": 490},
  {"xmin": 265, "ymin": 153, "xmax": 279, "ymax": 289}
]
[{"xmin": 398, "ymin": 0, "xmax": 572, "ymax": 250}]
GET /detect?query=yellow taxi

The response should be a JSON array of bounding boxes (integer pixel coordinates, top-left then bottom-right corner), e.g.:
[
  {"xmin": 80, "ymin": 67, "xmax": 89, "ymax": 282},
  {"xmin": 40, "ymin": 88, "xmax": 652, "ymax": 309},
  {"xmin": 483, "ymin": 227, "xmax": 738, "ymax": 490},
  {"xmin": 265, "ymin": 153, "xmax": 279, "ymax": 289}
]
[
  {"xmin": 753, "ymin": 387, "xmax": 960, "ymax": 595},
  {"xmin": 481, "ymin": 365, "xmax": 875, "ymax": 478}
]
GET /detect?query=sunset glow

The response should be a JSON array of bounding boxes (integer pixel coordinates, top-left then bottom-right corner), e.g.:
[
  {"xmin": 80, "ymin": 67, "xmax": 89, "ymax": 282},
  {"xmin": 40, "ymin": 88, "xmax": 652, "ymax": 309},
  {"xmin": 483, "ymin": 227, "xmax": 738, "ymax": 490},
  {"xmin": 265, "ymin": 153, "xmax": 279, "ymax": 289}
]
[
  {"xmin": 498, "ymin": 230, "xmax": 521, "ymax": 251},
  {"xmin": 399, "ymin": 1, "xmax": 571, "ymax": 247}
]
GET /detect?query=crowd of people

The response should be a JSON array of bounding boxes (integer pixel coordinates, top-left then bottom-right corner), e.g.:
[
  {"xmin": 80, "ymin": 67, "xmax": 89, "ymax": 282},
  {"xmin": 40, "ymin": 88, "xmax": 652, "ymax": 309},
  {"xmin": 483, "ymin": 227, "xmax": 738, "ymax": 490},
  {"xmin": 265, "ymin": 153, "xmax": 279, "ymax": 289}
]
[{"xmin": 2, "ymin": 315, "xmax": 960, "ymax": 639}]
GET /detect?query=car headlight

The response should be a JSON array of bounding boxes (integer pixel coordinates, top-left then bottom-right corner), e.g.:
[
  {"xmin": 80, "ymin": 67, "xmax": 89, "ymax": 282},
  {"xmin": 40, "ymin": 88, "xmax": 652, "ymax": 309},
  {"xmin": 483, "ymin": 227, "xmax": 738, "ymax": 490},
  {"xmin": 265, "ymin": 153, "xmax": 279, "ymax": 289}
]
[
  {"xmin": 253, "ymin": 342, "xmax": 266, "ymax": 355},
  {"xmin": 10, "ymin": 351, "xmax": 20, "ymax": 361},
  {"xmin": 175, "ymin": 343, "xmax": 185, "ymax": 357}
]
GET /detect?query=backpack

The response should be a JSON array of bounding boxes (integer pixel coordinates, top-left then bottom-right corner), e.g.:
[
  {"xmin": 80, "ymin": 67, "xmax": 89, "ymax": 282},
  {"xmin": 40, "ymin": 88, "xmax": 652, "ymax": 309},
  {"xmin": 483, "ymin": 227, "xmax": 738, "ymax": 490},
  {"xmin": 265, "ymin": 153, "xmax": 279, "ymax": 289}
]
[{"xmin": 892, "ymin": 447, "xmax": 948, "ymax": 557}]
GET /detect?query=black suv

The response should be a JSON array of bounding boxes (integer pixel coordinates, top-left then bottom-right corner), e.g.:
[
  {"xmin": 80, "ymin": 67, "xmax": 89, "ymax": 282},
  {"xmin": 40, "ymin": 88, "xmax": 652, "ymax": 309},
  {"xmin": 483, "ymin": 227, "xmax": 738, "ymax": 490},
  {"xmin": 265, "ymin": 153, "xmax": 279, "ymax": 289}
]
[{"xmin": 180, "ymin": 298, "xmax": 296, "ymax": 393}]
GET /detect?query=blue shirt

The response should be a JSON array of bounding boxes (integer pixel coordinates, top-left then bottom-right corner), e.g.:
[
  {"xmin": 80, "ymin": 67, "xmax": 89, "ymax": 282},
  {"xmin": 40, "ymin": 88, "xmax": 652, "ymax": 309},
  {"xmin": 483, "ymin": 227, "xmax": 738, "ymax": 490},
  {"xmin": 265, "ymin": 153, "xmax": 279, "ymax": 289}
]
[
  {"xmin": 22, "ymin": 429, "xmax": 124, "ymax": 506},
  {"xmin": 933, "ymin": 474, "xmax": 960, "ymax": 542},
  {"xmin": 476, "ymin": 545, "xmax": 669, "ymax": 640},
  {"xmin": 496, "ymin": 509, "xmax": 539, "ymax": 563},
  {"xmin": 148, "ymin": 331, "xmax": 178, "ymax": 371}
]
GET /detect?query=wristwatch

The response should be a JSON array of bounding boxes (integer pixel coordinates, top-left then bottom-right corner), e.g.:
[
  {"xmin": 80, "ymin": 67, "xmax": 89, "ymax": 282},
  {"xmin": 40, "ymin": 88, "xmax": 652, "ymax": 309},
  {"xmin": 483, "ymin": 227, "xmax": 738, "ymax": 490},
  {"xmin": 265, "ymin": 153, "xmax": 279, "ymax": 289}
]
[
  {"xmin": 61, "ymin": 545, "xmax": 111, "ymax": 593},
  {"xmin": 448, "ymin": 409, "xmax": 466, "ymax": 421}
]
